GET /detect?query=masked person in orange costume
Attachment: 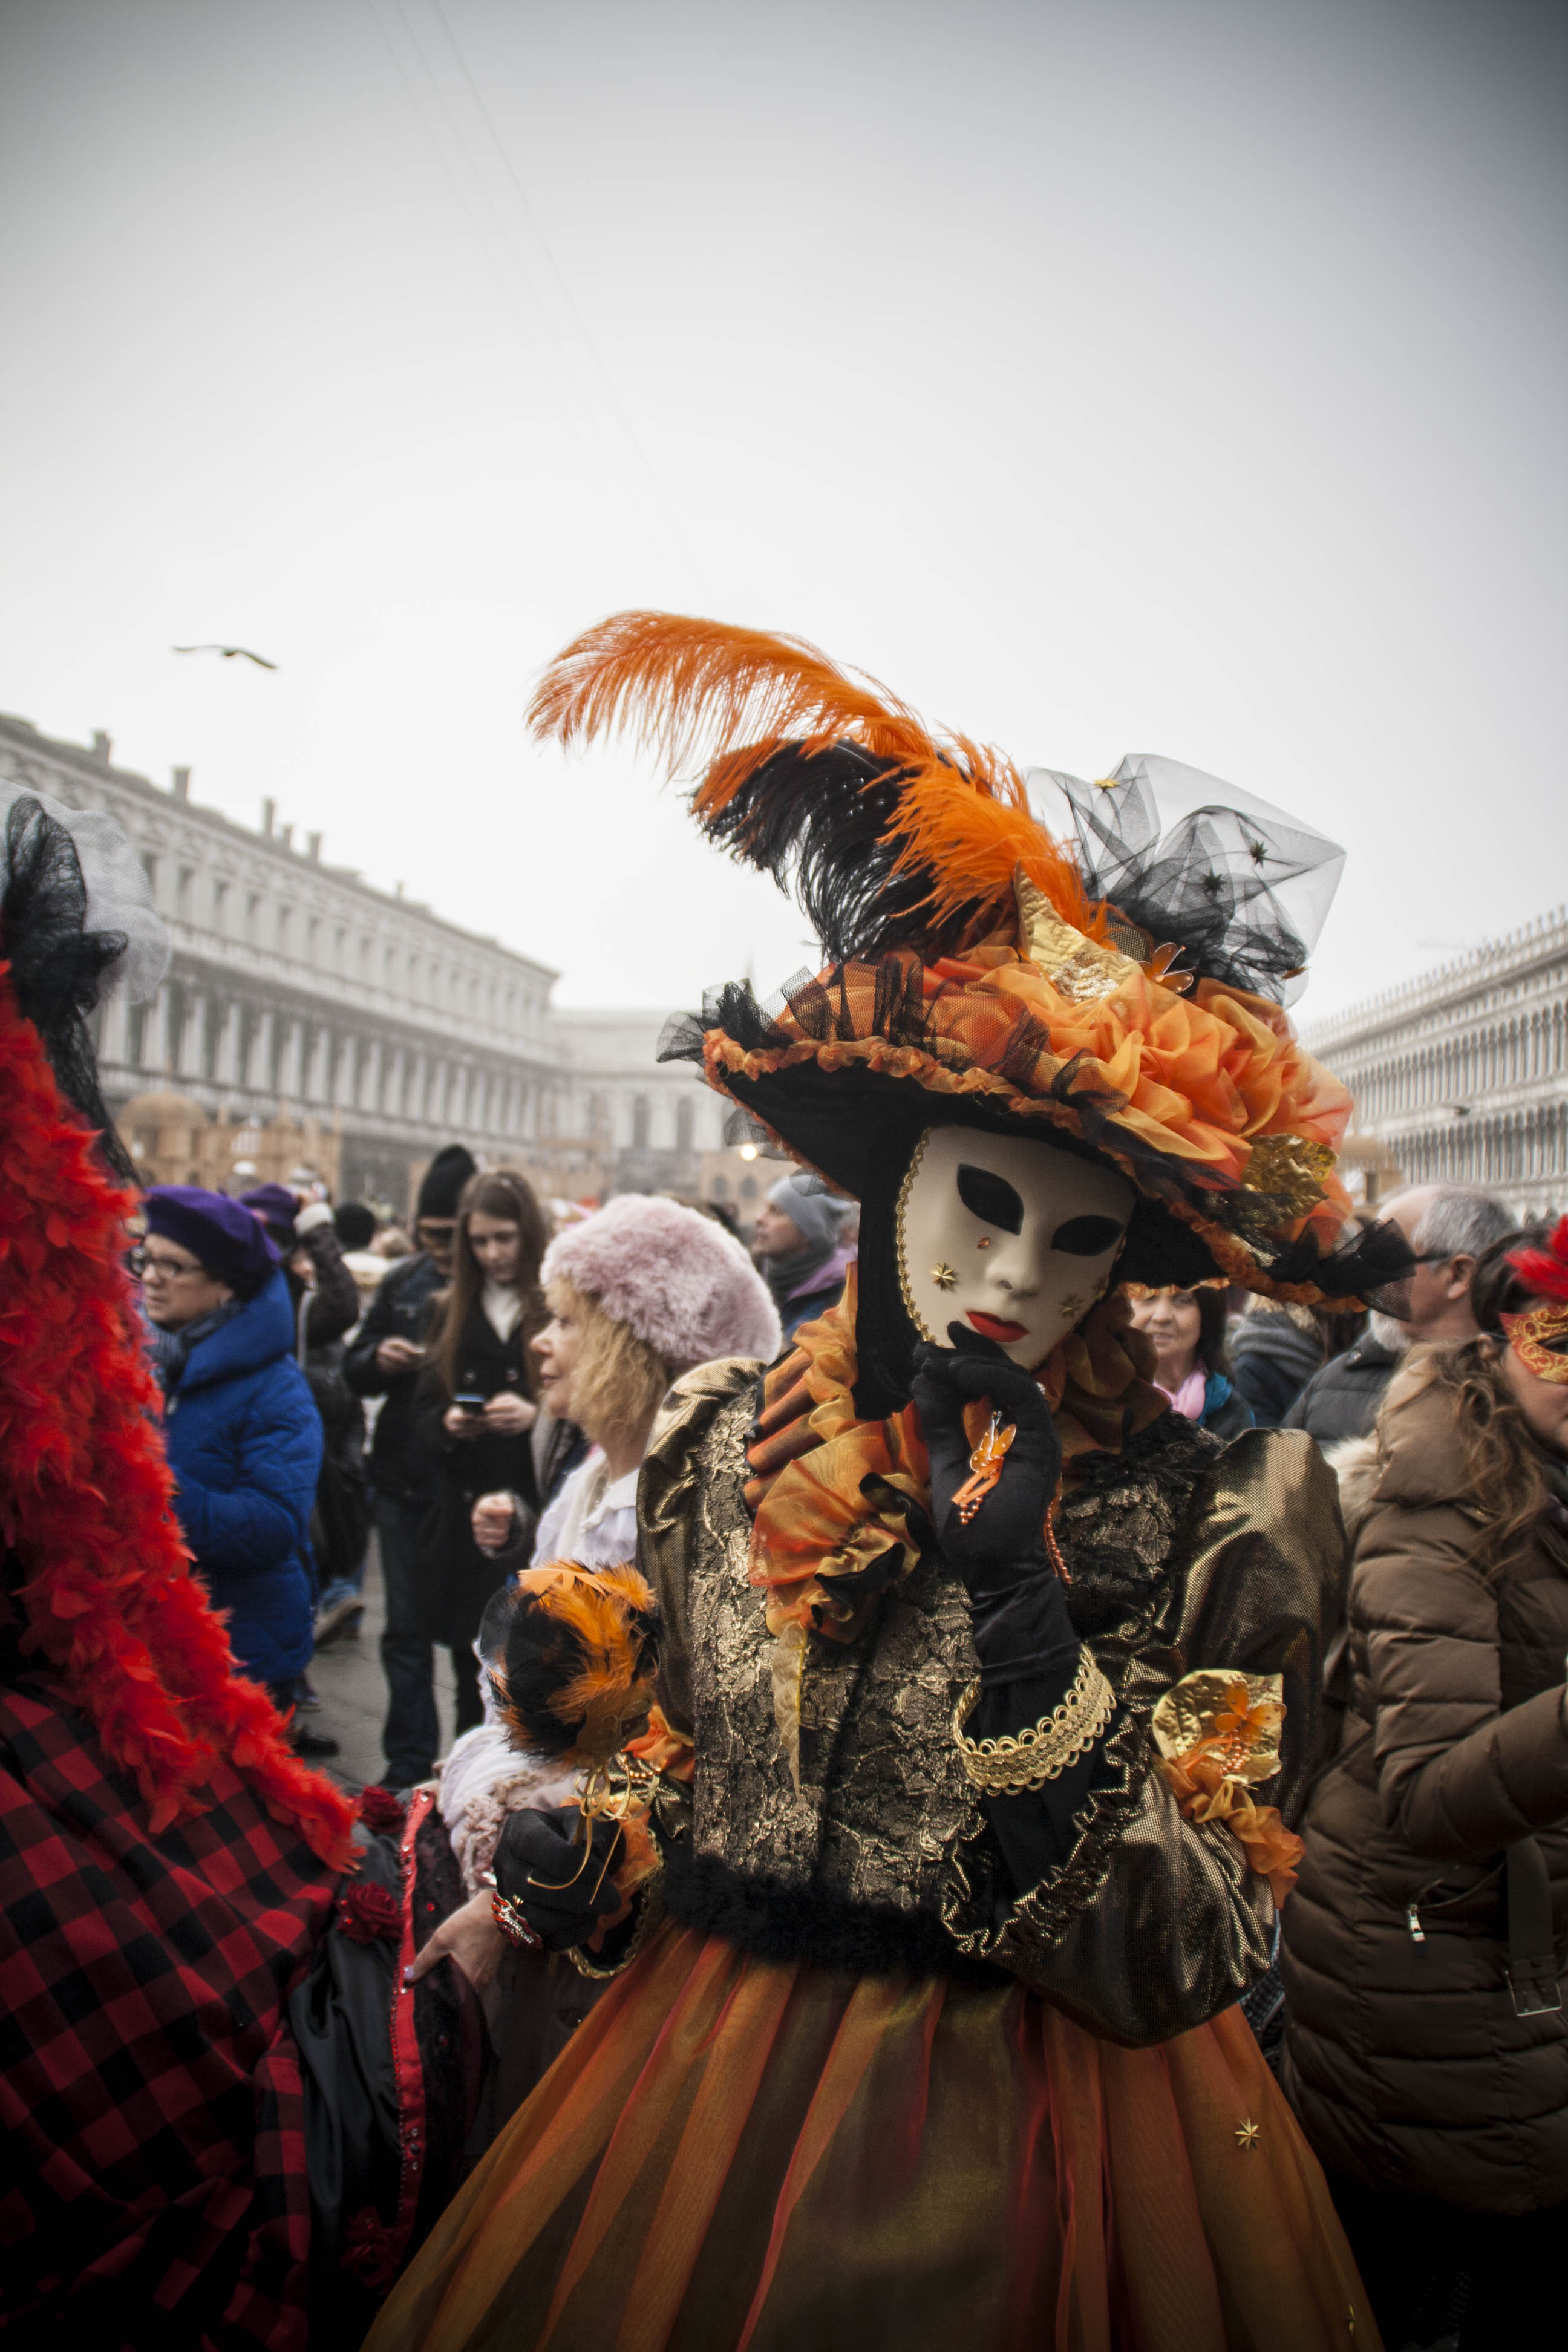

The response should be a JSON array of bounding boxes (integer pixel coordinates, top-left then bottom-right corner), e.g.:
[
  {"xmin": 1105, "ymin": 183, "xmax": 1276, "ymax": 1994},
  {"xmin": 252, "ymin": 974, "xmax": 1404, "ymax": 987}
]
[{"xmin": 368, "ymin": 617, "xmax": 1414, "ymax": 2352}]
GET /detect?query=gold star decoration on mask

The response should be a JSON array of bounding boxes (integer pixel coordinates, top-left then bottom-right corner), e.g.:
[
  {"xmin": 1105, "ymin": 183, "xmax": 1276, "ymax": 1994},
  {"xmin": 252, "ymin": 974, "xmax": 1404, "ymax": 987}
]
[
  {"xmin": 1235, "ymin": 2117, "xmax": 1261, "ymax": 2150},
  {"xmin": 931, "ymin": 1263, "xmax": 958, "ymax": 1290}
]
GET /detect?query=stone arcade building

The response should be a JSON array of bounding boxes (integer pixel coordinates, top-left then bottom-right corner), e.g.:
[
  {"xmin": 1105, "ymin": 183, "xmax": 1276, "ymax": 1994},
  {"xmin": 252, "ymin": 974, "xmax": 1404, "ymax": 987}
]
[
  {"xmin": 0, "ymin": 713, "xmax": 725, "ymax": 1207},
  {"xmin": 1305, "ymin": 907, "xmax": 1568, "ymax": 1221}
]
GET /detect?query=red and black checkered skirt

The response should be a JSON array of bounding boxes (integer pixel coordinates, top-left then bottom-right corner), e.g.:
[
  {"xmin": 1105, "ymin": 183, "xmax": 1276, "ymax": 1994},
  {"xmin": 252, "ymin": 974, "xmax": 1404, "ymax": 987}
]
[{"xmin": 0, "ymin": 1673, "xmax": 338, "ymax": 2350}]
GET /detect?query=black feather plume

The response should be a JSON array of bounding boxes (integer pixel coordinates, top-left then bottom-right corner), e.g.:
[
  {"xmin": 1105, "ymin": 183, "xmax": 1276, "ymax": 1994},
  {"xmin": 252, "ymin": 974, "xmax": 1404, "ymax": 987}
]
[{"xmin": 694, "ymin": 742, "xmax": 993, "ymax": 965}]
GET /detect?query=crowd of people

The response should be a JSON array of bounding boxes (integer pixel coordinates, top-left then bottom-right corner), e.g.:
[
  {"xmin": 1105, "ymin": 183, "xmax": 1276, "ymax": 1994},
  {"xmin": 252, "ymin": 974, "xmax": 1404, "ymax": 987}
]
[
  {"xmin": 4, "ymin": 619, "xmax": 1564, "ymax": 2352},
  {"xmin": 130, "ymin": 1158, "xmax": 837, "ymax": 1794},
  {"xmin": 80, "ymin": 1138, "xmax": 1568, "ymax": 2352}
]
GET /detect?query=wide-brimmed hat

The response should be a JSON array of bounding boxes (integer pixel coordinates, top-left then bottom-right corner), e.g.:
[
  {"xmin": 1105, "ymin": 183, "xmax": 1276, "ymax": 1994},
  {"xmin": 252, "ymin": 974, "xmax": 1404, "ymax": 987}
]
[{"xmin": 529, "ymin": 613, "xmax": 1406, "ymax": 1307}]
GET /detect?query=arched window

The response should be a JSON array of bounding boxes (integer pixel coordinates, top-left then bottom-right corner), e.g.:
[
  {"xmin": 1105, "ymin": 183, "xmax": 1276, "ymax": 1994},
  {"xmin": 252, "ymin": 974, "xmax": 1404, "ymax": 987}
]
[
  {"xmin": 631, "ymin": 1095, "xmax": 651, "ymax": 1150},
  {"xmin": 675, "ymin": 1097, "xmax": 694, "ymax": 1151}
]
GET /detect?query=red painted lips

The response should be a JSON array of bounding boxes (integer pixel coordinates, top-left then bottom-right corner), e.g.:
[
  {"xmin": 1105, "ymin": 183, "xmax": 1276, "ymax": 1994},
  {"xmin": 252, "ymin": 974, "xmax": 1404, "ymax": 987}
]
[{"xmin": 966, "ymin": 1310, "xmax": 1028, "ymax": 1342}]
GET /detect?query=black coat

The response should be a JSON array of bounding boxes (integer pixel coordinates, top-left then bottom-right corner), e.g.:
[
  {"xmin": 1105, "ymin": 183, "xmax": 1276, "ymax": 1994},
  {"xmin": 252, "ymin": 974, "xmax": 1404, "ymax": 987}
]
[
  {"xmin": 429, "ymin": 1300, "xmax": 541, "ymax": 1518},
  {"xmin": 417, "ymin": 1300, "xmax": 541, "ymax": 1650},
  {"xmin": 284, "ymin": 1221, "xmax": 361, "ymax": 1352},
  {"xmin": 1229, "ymin": 1307, "xmax": 1324, "ymax": 1429},
  {"xmin": 343, "ymin": 1253, "xmax": 448, "ymax": 1502},
  {"xmin": 1283, "ymin": 1333, "xmax": 1403, "ymax": 1446}
]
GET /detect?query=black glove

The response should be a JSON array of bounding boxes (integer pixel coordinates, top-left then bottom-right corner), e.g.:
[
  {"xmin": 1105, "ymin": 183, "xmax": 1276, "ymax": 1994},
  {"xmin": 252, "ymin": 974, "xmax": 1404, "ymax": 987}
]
[
  {"xmin": 492, "ymin": 1805, "xmax": 626, "ymax": 1954},
  {"xmin": 910, "ymin": 1329, "xmax": 1063, "ymax": 1596}
]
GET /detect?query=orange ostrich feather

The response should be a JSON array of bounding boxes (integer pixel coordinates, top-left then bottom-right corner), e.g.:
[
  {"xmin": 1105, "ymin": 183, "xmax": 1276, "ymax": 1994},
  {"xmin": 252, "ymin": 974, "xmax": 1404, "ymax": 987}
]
[
  {"xmin": 527, "ymin": 610, "xmax": 939, "ymax": 799},
  {"xmin": 536, "ymin": 1562, "xmax": 656, "ymax": 1734},
  {"xmin": 526, "ymin": 610, "xmax": 1093, "ymax": 937},
  {"xmin": 884, "ymin": 765, "xmax": 1098, "ymax": 941},
  {"xmin": 497, "ymin": 1560, "xmax": 657, "ymax": 1762}
]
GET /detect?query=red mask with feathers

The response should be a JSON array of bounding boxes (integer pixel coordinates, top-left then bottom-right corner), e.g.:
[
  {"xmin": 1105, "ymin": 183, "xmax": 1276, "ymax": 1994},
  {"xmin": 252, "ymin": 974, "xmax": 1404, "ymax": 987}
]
[{"xmin": 1502, "ymin": 1217, "xmax": 1568, "ymax": 1384}]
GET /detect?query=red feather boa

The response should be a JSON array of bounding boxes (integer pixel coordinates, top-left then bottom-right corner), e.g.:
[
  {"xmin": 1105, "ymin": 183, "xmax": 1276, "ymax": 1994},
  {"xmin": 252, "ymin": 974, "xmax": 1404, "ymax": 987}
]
[{"xmin": 0, "ymin": 958, "xmax": 356, "ymax": 1866}]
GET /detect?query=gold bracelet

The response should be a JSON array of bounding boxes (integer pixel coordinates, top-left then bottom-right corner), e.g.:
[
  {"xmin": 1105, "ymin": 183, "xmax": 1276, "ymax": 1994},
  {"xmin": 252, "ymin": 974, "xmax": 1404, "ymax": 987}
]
[{"xmin": 952, "ymin": 1651, "xmax": 1115, "ymax": 1794}]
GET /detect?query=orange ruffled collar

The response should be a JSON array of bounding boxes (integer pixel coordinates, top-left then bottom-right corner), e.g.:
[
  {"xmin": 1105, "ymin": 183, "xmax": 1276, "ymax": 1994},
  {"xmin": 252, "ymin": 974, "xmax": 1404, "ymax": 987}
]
[{"xmin": 742, "ymin": 1267, "xmax": 1166, "ymax": 1646}]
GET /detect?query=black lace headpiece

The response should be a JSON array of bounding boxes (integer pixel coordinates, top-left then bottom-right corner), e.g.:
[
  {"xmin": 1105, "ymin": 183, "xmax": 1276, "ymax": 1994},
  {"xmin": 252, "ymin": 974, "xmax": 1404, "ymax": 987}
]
[{"xmin": 1, "ymin": 796, "xmax": 147, "ymax": 1183}]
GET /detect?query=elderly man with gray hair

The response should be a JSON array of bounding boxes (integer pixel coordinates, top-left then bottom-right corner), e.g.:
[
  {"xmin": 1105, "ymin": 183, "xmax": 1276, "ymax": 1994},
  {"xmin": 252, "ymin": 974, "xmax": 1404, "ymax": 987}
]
[
  {"xmin": 1285, "ymin": 1184, "xmax": 1518, "ymax": 1445},
  {"xmin": 750, "ymin": 1168, "xmax": 858, "ymax": 1340}
]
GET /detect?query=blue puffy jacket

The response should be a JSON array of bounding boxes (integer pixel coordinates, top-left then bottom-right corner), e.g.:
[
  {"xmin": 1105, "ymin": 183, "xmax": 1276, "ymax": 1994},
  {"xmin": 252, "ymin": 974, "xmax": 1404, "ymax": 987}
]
[{"xmin": 161, "ymin": 1268, "xmax": 323, "ymax": 1688}]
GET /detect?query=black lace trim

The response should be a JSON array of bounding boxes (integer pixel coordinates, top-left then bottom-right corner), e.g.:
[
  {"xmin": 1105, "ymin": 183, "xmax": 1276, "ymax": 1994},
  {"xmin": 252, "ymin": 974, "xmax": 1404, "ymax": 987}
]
[{"xmin": 2, "ymin": 796, "xmax": 136, "ymax": 1182}]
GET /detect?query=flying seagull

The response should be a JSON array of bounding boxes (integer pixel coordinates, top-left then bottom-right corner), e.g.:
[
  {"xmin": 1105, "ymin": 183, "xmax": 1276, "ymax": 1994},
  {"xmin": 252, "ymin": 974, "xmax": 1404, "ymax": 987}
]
[{"xmin": 172, "ymin": 644, "xmax": 279, "ymax": 670}]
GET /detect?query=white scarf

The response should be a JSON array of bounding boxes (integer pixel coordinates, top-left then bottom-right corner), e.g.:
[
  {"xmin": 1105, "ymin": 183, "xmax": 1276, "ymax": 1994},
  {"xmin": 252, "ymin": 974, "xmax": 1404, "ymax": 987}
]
[{"xmin": 481, "ymin": 1279, "xmax": 523, "ymax": 1341}]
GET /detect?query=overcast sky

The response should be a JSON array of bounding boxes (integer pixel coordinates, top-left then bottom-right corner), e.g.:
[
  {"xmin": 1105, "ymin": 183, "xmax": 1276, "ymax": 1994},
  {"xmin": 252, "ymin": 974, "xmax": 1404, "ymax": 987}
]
[{"xmin": 2, "ymin": 0, "xmax": 1563, "ymax": 1021}]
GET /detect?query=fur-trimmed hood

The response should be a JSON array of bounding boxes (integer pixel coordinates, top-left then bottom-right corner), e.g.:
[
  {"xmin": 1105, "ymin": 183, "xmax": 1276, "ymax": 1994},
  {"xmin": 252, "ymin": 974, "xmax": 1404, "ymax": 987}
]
[
  {"xmin": 1321, "ymin": 1432, "xmax": 1382, "ymax": 1541},
  {"xmin": 543, "ymin": 1194, "xmax": 780, "ymax": 1373}
]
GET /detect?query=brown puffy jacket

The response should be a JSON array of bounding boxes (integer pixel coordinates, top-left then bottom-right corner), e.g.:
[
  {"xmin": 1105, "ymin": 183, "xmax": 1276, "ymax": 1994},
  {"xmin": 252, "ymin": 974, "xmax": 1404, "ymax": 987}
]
[{"xmin": 1280, "ymin": 1361, "xmax": 1568, "ymax": 2213}]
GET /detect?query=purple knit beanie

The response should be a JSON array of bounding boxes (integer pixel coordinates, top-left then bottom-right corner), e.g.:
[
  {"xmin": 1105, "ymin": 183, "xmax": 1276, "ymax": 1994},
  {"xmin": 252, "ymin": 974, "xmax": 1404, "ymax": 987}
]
[{"xmin": 144, "ymin": 1186, "xmax": 279, "ymax": 1297}]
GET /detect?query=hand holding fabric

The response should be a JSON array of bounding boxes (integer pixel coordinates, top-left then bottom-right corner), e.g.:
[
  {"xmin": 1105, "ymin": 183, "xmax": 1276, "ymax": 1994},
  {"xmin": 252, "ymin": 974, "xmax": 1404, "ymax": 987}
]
[{"xmin": 910, "ymin": 1331, "xmax": 1062, "ymax": 1594}]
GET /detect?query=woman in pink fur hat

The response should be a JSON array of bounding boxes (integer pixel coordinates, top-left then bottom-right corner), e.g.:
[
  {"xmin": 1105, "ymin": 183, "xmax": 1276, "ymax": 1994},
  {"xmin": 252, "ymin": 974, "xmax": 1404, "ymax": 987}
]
[
  {"xmin": 472, "ymin": 1192, "xmax": 781, "ymax": 1580},
  {"xmin": 410, "ymin": 1194, "xmax": 780, "ymax": 2121}
]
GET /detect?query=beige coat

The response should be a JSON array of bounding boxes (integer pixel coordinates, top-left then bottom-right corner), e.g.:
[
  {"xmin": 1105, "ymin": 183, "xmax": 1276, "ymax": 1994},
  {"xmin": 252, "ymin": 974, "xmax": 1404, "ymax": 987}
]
[{"xmin": 1281, "ymin": 1362, "xmax": 1568, "ymax": 2212}]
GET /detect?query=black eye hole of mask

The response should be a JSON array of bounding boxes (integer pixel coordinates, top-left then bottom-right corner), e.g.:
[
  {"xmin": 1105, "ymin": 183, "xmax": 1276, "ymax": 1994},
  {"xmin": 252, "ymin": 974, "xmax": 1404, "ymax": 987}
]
[
  {"xmin": 956, "ymin": 1164, "xmax": 1024, "ymax": 1235},
  {"xmin": 1051, "ymin": 1214, "xmax": 1126, "ymax": 1258}
]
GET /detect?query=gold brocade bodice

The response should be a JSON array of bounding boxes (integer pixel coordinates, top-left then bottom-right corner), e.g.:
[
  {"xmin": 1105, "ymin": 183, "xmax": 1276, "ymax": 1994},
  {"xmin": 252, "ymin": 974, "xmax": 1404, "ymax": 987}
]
[{"xmin": 638, "ymin": 1359, "xmax": 1345, "ymax": 2045}]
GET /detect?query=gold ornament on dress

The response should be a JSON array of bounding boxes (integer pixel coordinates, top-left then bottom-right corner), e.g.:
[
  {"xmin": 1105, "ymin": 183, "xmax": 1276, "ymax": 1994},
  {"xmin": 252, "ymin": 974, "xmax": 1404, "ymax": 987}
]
[
  {"xmin": 951, "ymin": 1410, "xmax": 1016, "ymax": 1526},
  {"xmin": 1044, "ymin": 1492, "xmax": 1071, "ymax": 1584},
  {"xmin": 579, "ymin": 1748, "xmax": 663, "ymax": 1823},
  {"xmin": 952, "ymin": 1649, "xmax": 1115, "ymax": 1792},
  {"xmin": 1235, "ymin": 2118, "xmax": 1261, "ymax": 2151},
  {"xmin": 1150, "ymin": 1670, "xmax": 1285, "ymax": 1783}
]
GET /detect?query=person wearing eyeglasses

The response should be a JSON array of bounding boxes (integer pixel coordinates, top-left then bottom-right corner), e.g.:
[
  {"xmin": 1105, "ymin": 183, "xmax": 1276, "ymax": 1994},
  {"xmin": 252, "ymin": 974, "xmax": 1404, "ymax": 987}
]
[
  {"xmin": 138, "ymin": 1186, "xmax": 323, "ymax": 1723},
  {"xmin": 1286, "ymin": 1187, "xmax": 1518, "ymax": 1448}
]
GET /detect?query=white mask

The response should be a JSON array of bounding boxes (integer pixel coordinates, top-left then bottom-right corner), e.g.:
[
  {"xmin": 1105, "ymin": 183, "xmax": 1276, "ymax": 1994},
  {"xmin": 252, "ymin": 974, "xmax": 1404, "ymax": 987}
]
[{"xmin": 896, "ymin": 1125, "xmax": 1133, "ymax": 1370}]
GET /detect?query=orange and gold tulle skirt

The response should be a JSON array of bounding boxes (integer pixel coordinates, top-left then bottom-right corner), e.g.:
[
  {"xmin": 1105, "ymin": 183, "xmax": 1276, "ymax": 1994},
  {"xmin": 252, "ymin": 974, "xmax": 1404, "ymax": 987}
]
[{"xmin": 367, "ymin": 1920, "xmax": 1378, "ymax": 2352}]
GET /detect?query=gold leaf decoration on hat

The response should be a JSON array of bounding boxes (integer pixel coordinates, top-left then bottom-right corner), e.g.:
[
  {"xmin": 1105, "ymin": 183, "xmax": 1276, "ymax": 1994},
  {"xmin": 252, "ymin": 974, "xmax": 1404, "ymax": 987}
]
[
  {"xmin": 1012, "ymin": 868, "xmax": 1140, "ymax": 1005},
  {"xmin": 1238, "ymin": 1133, "xmax": 1335, "ymax": 1223}
]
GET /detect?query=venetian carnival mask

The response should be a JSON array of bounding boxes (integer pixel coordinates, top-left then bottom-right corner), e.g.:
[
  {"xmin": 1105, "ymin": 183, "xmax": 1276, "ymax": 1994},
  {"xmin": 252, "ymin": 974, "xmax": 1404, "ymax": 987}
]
[
  {"xmin": 1501, "ymin": 1302, "xmax": 1568, "ymax": 1384},
  {"xmin": 896, "ymin": 1125, "xmax": 1133, "ymax": 1371}
]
